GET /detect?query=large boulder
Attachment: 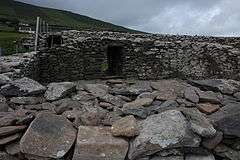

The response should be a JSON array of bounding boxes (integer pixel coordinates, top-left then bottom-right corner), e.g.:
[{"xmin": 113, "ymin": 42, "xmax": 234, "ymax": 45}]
[
  {"xmin": 20, "ymin": 112, "xmax": 77, "ymax": 159},
  {"xmin": 0, "ymin": 77, "xmax": 46, "ymax": 97},
  {"xmin": 128, "ymin": 110, "xmax": 201, "ymax": 160},
  {"xmin": 209, "ymin": 103, "xmax": 240, "ymax": 137},
  {"xmin": 44, "ymin": 82, "xmax": 76, "ymax": 101},
  {"xmin": 180, "ymin": 108, "xmax": 216, "ymax": 138},
  {"xmin": 72, "ymin": 126, "xmax": 128, "ymax": 160}
]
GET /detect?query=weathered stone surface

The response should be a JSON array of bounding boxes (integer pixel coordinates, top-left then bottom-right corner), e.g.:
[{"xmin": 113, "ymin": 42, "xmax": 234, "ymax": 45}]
[
  {"xmin": 151, "ymin": 156, "xmax": 184, "ymax": 160},
  {"xmin": 234, "ymin": 92, "xmax": 240, "ymax": 99},
  {"xmin": 23, "ymin": 102, "xmax": 55, "ymax": 112},
  {"xmin": 137, "ymin": 92, "xmax": 156, "ymax": 99},
  {"xmin": 0, "ymin": 77, "xmax": 46, "ymax": 97},
  {"xmin": 111, "ymin": 115, "xmax": 139, "ymax": 137},
  {"xmin": 128, "ymin": 110, "xmax": 201, "ymax": 160},
  {"xmin": 197, "ymin": 90, "xmax": 221, "ymax": 104},
  {"xmin": 209, "ymin": 103, "xmax": 240, "ymax": 137},
  {"xmin": 0, "ymin": 133, "xmax": 21, "ymax": 146},
  {"xmin": 184, "ymin": 87, "xmax": 199, "ymax": 103},
  {"xmin": 72, "ymin": 91, "xmax": 96, "ymax": 101},
  {"xmin": 0, "ymin": 126, "xmax": 26, "ymax": 137},
  {"xmin": 214, "ymin": 144, "xmax": 240, "ymax": 160},
  {"xmin": 10, "ymin": 97, "xmax": 45, "ymax": 105},
  {"xmin": 197, "ymin": 103, "xmax": 220, "ymax": 115},
  {"xmin": 123, "ymin": 98, "xmax": 153, "ymax": 109},
  {"xmin": 44, "ymin": 82, "xmax": 76, "ymax": 101},
  {"xmin": 73, "ymin": 126, "xmax": 128, "ymax": 160},
  {"xmin": 5, "ymin": 141, "xmax": 21, "ymax": 156},
  {"xmin": 80, "ymin": 101, "xmax": 107, "ymax": 126},
  {"xmin": 176, "ymin": 99, "xmax": 195, "ymax": 108},
  {"xmin": 0, "ymin": 151, "xmax": 19, "ymax": 160},
  {"xmin": 122, "ymin": 106, "xmax": 148, "ymax": 119},
  {"xmin": 151, "ymin": 80, "xmax": 187, "ymax": 100},
  {"xmin": 189, "ymin": 79, "xmax": 240, "ymax": 95},
  {"xmin": 100, "ymin": 94, "xmax": 125, "ymax": 107},
  {"xmin": 128, "ymin": 81, "xmax": 152, "ymax": 95},
  {"xmin": 185, "ymin": 154, "xmax": 215, "ymax": 160},
  {"xmin": 0, "ymin": 102, "xmax": 8, "ymax": 112},
  {"xmin": 180, "ymin": 108, "xmax": 216, "ymax": 138},
  {"xmin": 20, "ymin": 112, "xmax": 77, "ymax": 159},
  {"xmin": 84, "ymin": 84, "xmax": 109, "ymax": 97},
  {"xmin": 53, "ymin": 98, "xmax": 82, "ymax": 114},
  {"xmin": 202, "ymin": 131, "xmax": 223, "ymax": 150},
  {"xmin": 0, "ymin": 74, "xmax": 11, "ymax": 86}
]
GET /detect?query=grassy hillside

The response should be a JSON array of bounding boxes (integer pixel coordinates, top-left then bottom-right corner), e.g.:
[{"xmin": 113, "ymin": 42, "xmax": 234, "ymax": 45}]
[
  {"xmin": 0, "ymin": 0, "xmax": 137, "ymax": 32},
  {"xmin": 0, "ymin": 31, "xmax": 28, "ymax": 55}
]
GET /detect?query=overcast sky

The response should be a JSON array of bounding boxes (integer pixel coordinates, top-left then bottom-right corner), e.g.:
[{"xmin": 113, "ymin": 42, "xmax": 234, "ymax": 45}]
[{"xmin": 17, "ymin": 0, "xmax": 240, "ymax": 36}]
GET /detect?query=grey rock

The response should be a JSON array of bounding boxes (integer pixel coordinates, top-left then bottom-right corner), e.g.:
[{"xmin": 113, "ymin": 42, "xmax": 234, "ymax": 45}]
[
  {"xmin": 185, "ymin": 154, "xmax": 215, "ymax": 160},
  {"xmin": 197, "ymin": 90, "xmax": 221, "ymax": 104},
  {"xmin": 137, "ymin": 92, "xmax": 156, "ymax": 99},
  {"xmin": 209, "ymin": 102, "xmax": 240, "ymax": 137},
  {"xmin": 53, "ymin": 98, "xmax": 82, "ymax": 114},
  {"xmin": 72, "ymin": 91, "xmax": 96, "ymax": 101},
  {"xmin": 184, "ymin": 87, "xmax": 199, "ymax": 103},
  {"xmin": 84, "ymin": 83, "xmax": 109, "ymax": 97},
  {"xmin": 151, "ymin": 156, "xmax": 184, "ymax": 160},
  {"xmin": 189, "ymin": 79, "xmax": 240, "ymax": 95},
  {"xmin": 122, "ymin": 106, "xmax": 148, "ymax": 119},
  {"xmin": 44, "ymin": 82, "xmax": 76, "ymax": 101},
  {"xmin": 128, "ymin": 81, "xmax": 152, "ymax": 95},
  {"xmin": 111, "ymin": 115, "xmax": 139, "ymax": 137},
  {"xmin": 0, "ymin": 74, "xmax": 11, "ymax": 86},
  {"xmin": 180, "ymin": 108, "xmax": 216, "ymax": 138},
  {"xmin": 73, "ymin": 126, "xmax": 128, "ymax": 160},
  {"xmin": 234, "ymin": 92, "xmax": 240, "ymax": 99},
  {"xmin": 20, "ymin": 112, "xmax": 77, "ymax": 159},
  {"xmin": 0, "ymin": 126, "xmax": 26, "ymax": 137},
  {"xmin": 0, "ymin": 133, "xmax": 21, "ymax": 146},
  {"xmin": 0, "ymin": 151, "xmax": 19, "ymax": 160},
  {"xmin": 0, "ymin": 77, "xmax": 46, "ymax": 97},
  {"xmin": 5, "ymin": 141, "xmax": 21, "ymax": 156},
  {"xmin": 10, "ymin": 97, "xmax": 45, "ymax": 105},
  {"xmin": 100, "ymin": 94, "xmax": 125, "ymax": 107},
  {"xmin": 202, "ymin": 131, "xmax": 223, "ymax": 150},
  {"xmin": 123, "ymin": 98, "xmax": 153, "ymax": 109},
  {"xmin": 214, "ymin": 144, "xmax": 240, "ymax": 160},
  {"xmin": 128, "ymin": 110, "xmax": 201, "ymax": 160}
]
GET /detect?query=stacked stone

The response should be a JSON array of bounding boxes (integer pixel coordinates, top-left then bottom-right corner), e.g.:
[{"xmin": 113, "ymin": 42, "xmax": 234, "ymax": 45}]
[
  {"xmin": 1, "ymin": 70, "xmax": 240, "ymax": 159},
  {"xmin": 17, "ymin": 30, "xmax": 240, "ymax": 83}
]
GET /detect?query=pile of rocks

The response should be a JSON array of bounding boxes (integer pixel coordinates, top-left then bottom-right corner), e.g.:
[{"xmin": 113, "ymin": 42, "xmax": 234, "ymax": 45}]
[{"xmin": 0, "ymin": 74, "xmax": 240, "ymax": 160}]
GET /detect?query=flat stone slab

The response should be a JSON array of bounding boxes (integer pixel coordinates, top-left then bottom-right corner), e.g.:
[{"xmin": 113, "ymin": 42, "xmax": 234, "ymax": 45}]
[
  {"xmin": 44, "ymin": 82, "xmax": 76, "ymax": 101},
  {"xmin": 20, "ymin": 112, "xmax": 77, "ymax": 159},
  {"xmin": 0, "ymin": 77, "xmax": 46, "ymax": 97},
  {"xmin": 73, "ymin": 126, "xmax": 128, "ymax": 160}
]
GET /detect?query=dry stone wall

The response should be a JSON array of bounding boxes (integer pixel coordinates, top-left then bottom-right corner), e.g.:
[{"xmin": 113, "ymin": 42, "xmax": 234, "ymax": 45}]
[{"xmin": 22, "ymin": 31, "xmax": 240, "ymax": 83}]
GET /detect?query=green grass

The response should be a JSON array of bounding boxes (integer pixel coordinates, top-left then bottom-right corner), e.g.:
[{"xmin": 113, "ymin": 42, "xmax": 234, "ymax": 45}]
[
  {"xmin": 0, "ymin": 0, "xmax": 139, "ymax": 33},
  {"xmin": 0, "ymin": 31, "xmax": 28, "ymax": 55}
]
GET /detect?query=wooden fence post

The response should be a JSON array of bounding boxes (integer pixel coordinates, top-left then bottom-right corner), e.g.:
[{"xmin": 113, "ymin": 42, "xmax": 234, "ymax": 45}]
[{"xmin": 34, "ymin": 17, "xmax": 40, "ymax": 52}]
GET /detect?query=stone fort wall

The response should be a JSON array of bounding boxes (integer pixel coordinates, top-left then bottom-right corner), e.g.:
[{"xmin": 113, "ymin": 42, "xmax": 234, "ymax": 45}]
[{"xmin": 22, "ymin": 31, "xmax": 240, "ymax": 83}]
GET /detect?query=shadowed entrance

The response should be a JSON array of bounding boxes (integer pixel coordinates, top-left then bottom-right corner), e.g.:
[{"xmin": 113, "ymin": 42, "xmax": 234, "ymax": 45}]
[{"xmin": 107, "ymin": 46, "xmax": 123, "ymax": 76}]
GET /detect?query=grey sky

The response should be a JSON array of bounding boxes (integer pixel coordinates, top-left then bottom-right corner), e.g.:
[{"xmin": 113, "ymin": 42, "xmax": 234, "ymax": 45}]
[{"xmin": 17, "ymin": 0, "xmax": 240, "ymax": 36}]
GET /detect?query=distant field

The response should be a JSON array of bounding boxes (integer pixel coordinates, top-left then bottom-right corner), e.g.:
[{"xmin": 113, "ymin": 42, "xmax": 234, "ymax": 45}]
[{"xmin": 0, "ymin": 31, "xmax": 28, "ymax": 55}]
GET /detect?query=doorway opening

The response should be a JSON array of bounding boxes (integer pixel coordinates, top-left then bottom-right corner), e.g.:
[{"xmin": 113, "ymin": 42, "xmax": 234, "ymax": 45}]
[
  {"xmin": 47, "ymin": 35, "xmax": 62, "ymax": 48},
  {"xmin": 107, "ymin": 46, "xmax": 123, "ymax": 76}
]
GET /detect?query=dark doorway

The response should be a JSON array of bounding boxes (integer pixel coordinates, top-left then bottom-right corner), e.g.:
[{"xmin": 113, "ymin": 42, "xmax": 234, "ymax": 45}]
[
  {"xmin": 107, "ymin": 46, "xmax": 123, "ymax": 76},
  {"xmin": 47, "ymin": 35, "xmax": 62, "ymax": 48}
]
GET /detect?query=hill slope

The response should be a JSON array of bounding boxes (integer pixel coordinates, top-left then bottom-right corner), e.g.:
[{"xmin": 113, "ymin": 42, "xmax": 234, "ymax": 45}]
[{"xmin": 0, "ymin": 0, "xmax": 137, "ymax": 32}]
